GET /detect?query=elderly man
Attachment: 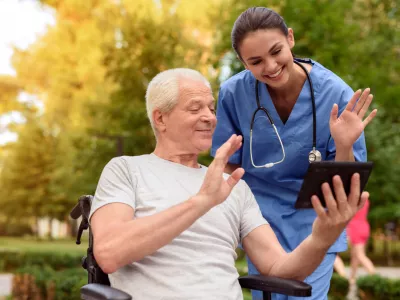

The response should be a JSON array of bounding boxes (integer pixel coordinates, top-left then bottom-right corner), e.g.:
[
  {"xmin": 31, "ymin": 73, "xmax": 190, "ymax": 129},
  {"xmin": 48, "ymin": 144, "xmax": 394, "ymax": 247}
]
[{"xmin": 90, "ymin": 68, "xmax": 367, "ymax": 300}]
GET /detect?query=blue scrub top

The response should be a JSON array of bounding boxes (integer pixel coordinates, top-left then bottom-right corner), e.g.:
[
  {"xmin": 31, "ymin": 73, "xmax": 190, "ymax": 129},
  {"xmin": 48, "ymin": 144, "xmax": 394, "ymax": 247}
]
[{"xmin": 211, "ymin": 59, "xmax": 367, "ymax": 253}]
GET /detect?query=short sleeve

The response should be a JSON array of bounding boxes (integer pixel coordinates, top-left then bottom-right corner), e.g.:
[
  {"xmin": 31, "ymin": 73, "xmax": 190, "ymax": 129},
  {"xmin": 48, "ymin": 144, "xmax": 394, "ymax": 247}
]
[
  {"xmin": 240, "ymin": 183, "xmax": 268, "ymax": 242},
  {"xmin": 89, "ymin": 157, "xmax": 136, "ymax": 220},
  {"xmin": 326, "ymin": 86, "xmax": 367, "ymax": 162},
  {"xmin": 211, "ymin": 87, "xmax": 243, "ymax": 164}
]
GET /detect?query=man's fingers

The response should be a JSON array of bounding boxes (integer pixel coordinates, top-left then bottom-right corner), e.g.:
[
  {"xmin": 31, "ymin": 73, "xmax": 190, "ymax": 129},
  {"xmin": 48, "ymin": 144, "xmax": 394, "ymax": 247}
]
[
  {"xmin": 226, "ymin": 167, "xmax": 245, "ymax": 188},
  {"xmin": 358, "ymin": 192, "xmax": 369, "ymax": 210},
  {"xmin": 345, "ymin": 89, "xmax": 362, "ymax": 112},
  {"xmin": 322, "ymin": 182, "xmax": 338, "ymax": 215},
  {"xmin": 348, "ymin": 173, "xmax": 361, "ymax": 208},
  {"xmin": 332, "ymin": 175, "xmax": 347, "ymax": 213},
  {"xmin": 226, "ymin": 135, "xmax": 243, "ymax": 158},
  {"xmin": 214, "ymin": 135, "xmax": 238, "ymax": 166},
  {"xmin": 311, "ymin": 196, "xmax": 327, "ymax": 220},
  {"xmin": 215, "ymin": 135, "xmax": 242, "ymax": 159}
]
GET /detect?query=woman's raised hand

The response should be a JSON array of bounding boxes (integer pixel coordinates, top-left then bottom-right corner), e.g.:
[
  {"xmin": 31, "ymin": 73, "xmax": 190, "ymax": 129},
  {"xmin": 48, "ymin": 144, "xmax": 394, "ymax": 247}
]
[{"xmin": 330, "ymin": 88, "xmax": 377, "ymax": 150}]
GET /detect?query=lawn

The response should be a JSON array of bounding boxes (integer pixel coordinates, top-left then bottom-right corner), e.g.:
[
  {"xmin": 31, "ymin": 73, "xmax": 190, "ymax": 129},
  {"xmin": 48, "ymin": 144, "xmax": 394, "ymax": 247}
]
[
  {"xmin": 1, "ymin": 236, "xmax": 398, "ymax": 300},
  {"xmin": 1, "ymin": 236, "xmax": 254, "ymax": 298},
  {"xmin": 0, "ymin": 236, "xmax": 86, "ymax": 255}
]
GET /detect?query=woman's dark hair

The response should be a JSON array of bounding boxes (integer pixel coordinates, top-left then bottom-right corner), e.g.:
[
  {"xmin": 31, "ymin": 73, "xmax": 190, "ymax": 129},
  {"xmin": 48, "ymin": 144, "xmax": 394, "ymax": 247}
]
[{"xmin": 231, "ymin": 7, "xmax": 288, "ymax": 57}]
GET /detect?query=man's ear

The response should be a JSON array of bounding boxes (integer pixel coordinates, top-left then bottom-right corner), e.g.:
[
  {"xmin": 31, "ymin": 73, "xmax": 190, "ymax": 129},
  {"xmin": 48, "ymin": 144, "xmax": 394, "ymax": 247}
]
[
  {"xmin": 237, "ymin": 55, "xmax": 248, "ymax": 70},
  {"xmin": 153, "ymin": 109, "xmax": 166, "ymax": 132},
  {"xmin": 287, "ymin": 28, "xmax": 295, "ymax": 49}
]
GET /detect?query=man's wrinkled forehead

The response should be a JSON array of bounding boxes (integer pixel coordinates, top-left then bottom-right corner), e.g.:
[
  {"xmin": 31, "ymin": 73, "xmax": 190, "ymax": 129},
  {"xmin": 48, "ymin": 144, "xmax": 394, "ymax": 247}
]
[{"xmin": 178, "ymin": 78, "xmax": 214, "ymax": 103}]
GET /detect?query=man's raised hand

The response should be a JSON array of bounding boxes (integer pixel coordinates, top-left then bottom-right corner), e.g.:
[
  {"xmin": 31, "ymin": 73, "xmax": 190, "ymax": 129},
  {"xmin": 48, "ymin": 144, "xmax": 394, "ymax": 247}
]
[{"xmin": 197, "ymin": 134, "xmax": 245, "ymax": 208}]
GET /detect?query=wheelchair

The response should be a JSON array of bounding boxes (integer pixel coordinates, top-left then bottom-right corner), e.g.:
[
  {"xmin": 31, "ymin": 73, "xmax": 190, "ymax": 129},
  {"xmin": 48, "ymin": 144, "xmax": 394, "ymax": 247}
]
[{"xmin": 71, "ymin": 195, "xmax": 312, "ymax": 300}]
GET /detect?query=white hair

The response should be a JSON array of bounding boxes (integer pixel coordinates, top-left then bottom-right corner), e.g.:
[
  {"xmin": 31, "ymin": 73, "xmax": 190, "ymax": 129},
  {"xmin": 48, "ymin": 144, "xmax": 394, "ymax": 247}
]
[{"xmin": 145, "ymin": 68, "xmax": 211, "ymax": 135}]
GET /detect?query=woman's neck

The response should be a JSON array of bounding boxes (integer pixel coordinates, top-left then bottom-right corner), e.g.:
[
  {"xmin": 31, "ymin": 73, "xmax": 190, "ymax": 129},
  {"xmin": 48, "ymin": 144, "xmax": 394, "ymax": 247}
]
[
  {"xmin": 269, "ymin": 62, "xmax": 309, "ymax": 100},
  {"xmin": 266, "ymin": 62, "xmax": 311, "ymax": 123}
]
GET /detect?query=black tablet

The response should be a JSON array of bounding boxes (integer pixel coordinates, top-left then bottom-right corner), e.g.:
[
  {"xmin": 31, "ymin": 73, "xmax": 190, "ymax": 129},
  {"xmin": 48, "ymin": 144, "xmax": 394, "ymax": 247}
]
[{"xmin": 295, "ymin": 161, "xmax": 373, "ymax": 209}]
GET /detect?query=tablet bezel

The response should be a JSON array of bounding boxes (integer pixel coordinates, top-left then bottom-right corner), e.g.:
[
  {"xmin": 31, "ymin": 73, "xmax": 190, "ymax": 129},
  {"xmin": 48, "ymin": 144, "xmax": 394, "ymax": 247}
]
[{"xmin": 295, "ymin": 161, "xmax": 373, "ymax": 209}]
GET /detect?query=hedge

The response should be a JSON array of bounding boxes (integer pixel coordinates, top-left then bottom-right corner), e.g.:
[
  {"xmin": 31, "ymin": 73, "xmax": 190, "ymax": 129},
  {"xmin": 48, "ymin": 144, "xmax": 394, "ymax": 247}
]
[
  {"xmin": 357, "ymin": 274, "xmax": 400, "ymax": 300},
  {"xmin": 12, "ymin": 265, "xmax": 87, "ymax": 300},
  {"xmin": 0, "ymin": 250, "xmax": 82, "ymax": 272}
]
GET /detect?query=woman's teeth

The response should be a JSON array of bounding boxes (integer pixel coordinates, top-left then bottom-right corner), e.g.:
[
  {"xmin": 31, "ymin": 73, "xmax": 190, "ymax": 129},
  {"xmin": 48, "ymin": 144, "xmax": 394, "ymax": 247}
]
[{"xmin": 268, "ymin": 68, "xmax": 282, "ymax": 78}]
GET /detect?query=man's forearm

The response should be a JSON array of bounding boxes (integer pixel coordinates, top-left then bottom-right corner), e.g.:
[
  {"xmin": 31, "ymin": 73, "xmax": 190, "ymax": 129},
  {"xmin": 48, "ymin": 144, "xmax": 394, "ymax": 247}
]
[
  {"xmin": 268, "ymin": 235, "xmax": 331, "ymax": 281},
  {"xmin": 94, "ymin": 195, "xmax": 211, "ymax": 273}
]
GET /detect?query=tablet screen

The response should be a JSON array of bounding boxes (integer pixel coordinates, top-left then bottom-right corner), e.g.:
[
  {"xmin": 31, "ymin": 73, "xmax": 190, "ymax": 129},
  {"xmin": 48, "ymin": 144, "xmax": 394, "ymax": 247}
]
[{"xmin": 295, "ymin": 161, "xmax": 373, "ymax": 209}]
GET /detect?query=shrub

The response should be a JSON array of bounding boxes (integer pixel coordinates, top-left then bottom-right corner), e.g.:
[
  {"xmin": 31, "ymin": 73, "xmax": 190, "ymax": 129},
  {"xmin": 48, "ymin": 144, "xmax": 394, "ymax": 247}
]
[
  {"xmin": 357, "ymin": 274, "xmax": 400, "ymax": 300},
  {"xmin": 52, "ymin": 268, "xmax": 87, "ymax": 299},
  {"xmin": 12, "ymin": 265, "xmax": 55, "ymax": 299},
  {"xmin": 328, "ymin": 273, "xmax": 349, "ymax": 300},
  {"xmin": 0, "ymin": 250, "xmax": 82, "ymax": 272},
  {"xmin": 0, "ymin": 220, "xmax": 33, "ymax": 237},
  {"xmin": 12, "ymin": 265, "xmax": 86, "ymax": 300}
]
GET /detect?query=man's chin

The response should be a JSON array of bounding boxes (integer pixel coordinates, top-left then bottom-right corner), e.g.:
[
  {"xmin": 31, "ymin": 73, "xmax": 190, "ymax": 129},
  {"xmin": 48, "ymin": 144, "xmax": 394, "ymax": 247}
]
[{"xmin": 196, "ymin": 142, "xmax": 212, "ymax": 154}]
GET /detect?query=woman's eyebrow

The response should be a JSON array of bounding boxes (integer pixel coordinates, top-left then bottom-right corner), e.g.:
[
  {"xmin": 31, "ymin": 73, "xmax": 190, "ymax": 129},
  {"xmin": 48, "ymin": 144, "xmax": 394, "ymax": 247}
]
[
  {"xmin": 269, "ymin": 42, "xmax": 281, "ymax": 53},
  {"xmin": 246, "ymin": 42, "xmax": 281, "ymax": 61}
]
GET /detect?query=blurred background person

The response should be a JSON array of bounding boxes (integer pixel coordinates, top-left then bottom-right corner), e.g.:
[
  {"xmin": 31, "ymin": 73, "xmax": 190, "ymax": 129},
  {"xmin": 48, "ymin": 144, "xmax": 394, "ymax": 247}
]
[
  {"xmin": 347, "ymin": 198, "xmax": 376, "ymax": 284},
  {"xmin": 333, "ymin": 255, "xmax": 347, "ymax": 278}
]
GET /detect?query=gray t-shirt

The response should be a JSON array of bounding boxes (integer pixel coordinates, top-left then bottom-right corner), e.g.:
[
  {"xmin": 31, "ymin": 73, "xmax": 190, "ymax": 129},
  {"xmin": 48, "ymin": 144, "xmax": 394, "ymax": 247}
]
[{"xmin": 90, "ymin": 154, "xmax": 268, "ymax": 300}]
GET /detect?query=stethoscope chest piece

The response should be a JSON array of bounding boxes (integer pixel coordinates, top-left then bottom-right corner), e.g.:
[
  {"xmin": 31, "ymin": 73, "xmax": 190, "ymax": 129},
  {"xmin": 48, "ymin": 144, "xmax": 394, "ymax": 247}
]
[{"xmin": 308, "ymin": 149, "xmax": 322, "ymax": 163}]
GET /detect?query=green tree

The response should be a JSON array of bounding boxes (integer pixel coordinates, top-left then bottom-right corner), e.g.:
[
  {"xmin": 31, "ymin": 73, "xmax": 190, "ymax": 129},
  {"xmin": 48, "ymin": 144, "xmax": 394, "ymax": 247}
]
[
  {"xmin": 0, "ymin": 75, "xmax": 23, "ymax": 114},
  {"xmin": 6, "ymin": 0, "xmax": 225, "ymax": 223},
  {"xmin": 211, "ymin": 0, "xmax": 400, "ymax": 226},
  {"xmin": 0, "ymin": 108, "xmax": 74, "ymax": 229}
]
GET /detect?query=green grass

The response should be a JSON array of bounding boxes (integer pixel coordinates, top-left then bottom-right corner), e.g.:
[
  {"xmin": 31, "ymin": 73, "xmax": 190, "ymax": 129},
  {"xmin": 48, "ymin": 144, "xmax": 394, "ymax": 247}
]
[
  {"xmin": 0, "ymin": 236, "xmax": 86, "ymax": 254},
  {"xmin": 243, "ymin": 290, "xmax": 252, "ymax": 300}
]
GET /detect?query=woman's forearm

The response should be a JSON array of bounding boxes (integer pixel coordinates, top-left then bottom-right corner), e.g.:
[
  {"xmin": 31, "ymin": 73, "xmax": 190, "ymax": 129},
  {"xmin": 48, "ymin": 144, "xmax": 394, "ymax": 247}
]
[{"xmin": 335, "ymin": 146, "xmax": 355, "ymax": 162}]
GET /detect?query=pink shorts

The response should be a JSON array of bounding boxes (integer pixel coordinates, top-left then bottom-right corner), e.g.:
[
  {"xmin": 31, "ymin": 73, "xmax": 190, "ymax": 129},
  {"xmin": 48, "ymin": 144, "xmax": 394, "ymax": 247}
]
[{"xmin": 347, "ymin": 222, "xmax": 370, "ymax": 245}]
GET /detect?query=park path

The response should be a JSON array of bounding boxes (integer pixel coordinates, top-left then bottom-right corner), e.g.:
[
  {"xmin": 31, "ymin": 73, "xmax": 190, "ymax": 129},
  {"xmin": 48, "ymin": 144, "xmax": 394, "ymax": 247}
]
[
  {"xmin": 343, "ymin": 266, "xmax": 400, "ymax": 279},
  {"xmin": 0, "ymin": 273, "xmax": 12, "ymax": 298},
  {"xmin": 1, "ymin": 267, "xmax": 399, "ymax": 298}
]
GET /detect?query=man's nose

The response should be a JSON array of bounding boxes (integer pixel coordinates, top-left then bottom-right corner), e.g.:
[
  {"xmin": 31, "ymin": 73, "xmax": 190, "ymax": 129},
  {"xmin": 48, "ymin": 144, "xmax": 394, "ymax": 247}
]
[{"xmin": 201, "ymin": 110, "xmax": 216, "ymax": 122}]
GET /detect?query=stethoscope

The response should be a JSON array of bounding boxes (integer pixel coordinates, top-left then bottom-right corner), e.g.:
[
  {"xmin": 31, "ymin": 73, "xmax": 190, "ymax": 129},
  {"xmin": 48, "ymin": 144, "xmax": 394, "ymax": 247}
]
[{"xmin": 250, "ymin": 58, "xmax": 322, "ymax": 168}]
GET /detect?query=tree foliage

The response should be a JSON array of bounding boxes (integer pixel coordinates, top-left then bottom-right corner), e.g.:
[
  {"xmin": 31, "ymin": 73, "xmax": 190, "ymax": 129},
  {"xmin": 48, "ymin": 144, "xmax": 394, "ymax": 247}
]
[
  {"xmin": 210, "ymin": 0, "xmax": 400, "ymax": 225},
  {"xmin": 0, "ymin": 0, "xmax": 399, "ymax": 228},
  {"xmin": 0, "ymin": 107, "xmax": 74, "ymax": 221}
]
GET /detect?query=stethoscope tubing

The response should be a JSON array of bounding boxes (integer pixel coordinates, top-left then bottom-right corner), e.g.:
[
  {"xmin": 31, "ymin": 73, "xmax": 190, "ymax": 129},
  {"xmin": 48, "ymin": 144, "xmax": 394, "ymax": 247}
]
[{"xmin": 250, "ymin": 58, "xmax": 319, "ymax": 168}]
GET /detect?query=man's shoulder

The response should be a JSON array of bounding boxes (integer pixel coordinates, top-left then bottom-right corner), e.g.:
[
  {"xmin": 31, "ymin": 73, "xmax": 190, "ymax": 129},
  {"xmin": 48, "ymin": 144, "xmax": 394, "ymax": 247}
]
[{"xmin": 105, "ymin": 154, "xmax": 151, "ymax": 172}]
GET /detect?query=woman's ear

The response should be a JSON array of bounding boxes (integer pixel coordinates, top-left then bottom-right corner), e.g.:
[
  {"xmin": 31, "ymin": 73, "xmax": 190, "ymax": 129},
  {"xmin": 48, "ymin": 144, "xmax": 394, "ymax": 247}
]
[
  {"xmin": 237, "ymin": 55, "xmax": 248, "ymax": 70},
  {"xmin": 153, "ymin": 109, "xmax": 166, "ymax": 132},
  {"xmin": 287, "ymin": 28, "xmax": 295, "ymax": 49}
]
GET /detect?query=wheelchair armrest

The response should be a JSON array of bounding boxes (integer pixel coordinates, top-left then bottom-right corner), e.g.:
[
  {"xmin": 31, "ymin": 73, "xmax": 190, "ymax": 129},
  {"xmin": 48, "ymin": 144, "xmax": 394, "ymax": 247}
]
[
  {"xmin": 81, "ymin": 283, "xmax": 132, "ymax": 300},
  {"xmin": 239, "ymin": 275, "xmax": 312, "ymax": 297}
]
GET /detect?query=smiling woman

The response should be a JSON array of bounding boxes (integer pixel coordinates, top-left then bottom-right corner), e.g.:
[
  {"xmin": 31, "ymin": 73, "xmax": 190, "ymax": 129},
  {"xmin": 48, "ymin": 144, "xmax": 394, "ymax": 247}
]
[{"xmin": 211, "ymin": 6, "xmax": 376, "ymax": 300}]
